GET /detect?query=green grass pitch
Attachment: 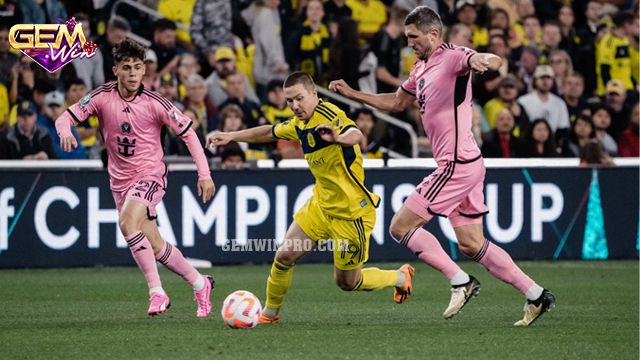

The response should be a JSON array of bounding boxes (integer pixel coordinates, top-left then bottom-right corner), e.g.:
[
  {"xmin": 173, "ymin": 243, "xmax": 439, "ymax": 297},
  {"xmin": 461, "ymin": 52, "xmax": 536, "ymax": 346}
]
[{"xmin": 0, "ymin": 261, "xmax": 637, "ymax": 360}]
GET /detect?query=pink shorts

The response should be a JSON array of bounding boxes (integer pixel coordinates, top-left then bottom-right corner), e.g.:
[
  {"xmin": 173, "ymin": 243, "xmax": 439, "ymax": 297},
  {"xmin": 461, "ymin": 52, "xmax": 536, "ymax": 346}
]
[
  {"xmin": 112, "ymin": 178, "xmax": 166, "ymax": 220},
  {"xmin": 404, "ymin": 157, "xmax": 489, "ymax": 228}
]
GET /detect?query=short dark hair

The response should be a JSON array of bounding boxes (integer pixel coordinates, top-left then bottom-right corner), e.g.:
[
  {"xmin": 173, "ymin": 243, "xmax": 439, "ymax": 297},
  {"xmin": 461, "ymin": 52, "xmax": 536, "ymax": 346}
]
[
  {"xmin": 283, "ymin": 71, "xmax": 315, "ymax": 91},
  {"xmin": 34, "ymin": 78, "xmax": 56, "ymax": 95},
  {"xmin": 543, "ymin": 20, "xmax": 561, "ymax": 29},
  {"xmin": 353, "ymin": 108, "xmax": 375, "ymax": 120},
  {"xmin": 612, "ymin": 11, "xmax": 634, "ymax": 28},
  {"xmin": 153, "ymin": 18, "xmax": 177, "ymax": 32},
  {"xmin": 72, "ymin": 12, "xmax": 90, "ymax": 24},
  {"xmin": 221, "ymin": 146, "xmax": 246, "ymax": 163},
  {"xmin": 64, "ymin": 77, "xmax": 86, "ymax": 91},
  {"xmin": 112, "ymin": 38, "xmax": 146, "ymax": 64},
  {"xmin": 404, "ymin": 6, "xmax": 443, "ymax": 34}
]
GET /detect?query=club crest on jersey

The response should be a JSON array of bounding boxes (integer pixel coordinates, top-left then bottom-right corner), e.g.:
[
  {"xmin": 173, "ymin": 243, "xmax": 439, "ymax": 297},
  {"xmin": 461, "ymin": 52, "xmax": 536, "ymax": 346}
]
[
  {"xmin": 120, "ymin": 121, "xmax": 132, "ymax": 134},
  {"xmin": 333, "ymin": 118, "xmax": 341, "ymax": 128},
  {"xmin": 307, "ymin": 133, "xmax": 316, "ymax": 148},
  {"xmin": 418, "ymin": 78, "xmax": 425, "ymax": 90},
  {"xmin": 80, "ymin": 94, "xmax": 91, "ymax": 106}
]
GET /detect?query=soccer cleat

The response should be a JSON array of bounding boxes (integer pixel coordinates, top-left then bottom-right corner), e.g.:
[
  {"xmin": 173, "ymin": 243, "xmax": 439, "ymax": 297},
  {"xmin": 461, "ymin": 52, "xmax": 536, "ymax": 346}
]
[
  {"xmin": 258, "ymin": 312, "xmax": 280, "ymax": 324},
  {"xmin": 514, "ymin": 289, "xmax": 556, "ymax": 327},
  {"xmin": 194, "ymin": 275, "xmax": 215, "ymax": 318},
  {"xmin": 443, "ymin": 275, "xmax": 481, "ymax": 319},
  {"xmin": 393, "ymin": 264, "xmax": 415, "ymax": 304},
  {"xmin": 147, "ymin": 292, "xmax": 171, "ymax": 316}
]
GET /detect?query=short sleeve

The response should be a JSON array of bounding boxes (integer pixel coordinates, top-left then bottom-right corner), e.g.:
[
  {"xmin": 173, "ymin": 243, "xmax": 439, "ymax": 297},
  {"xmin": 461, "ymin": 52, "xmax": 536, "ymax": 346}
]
[
  {"xmin": 401, "ymin": 62, "xmax": 418, "ymax": 96},
  {"xmin": 272, "ymin": 118, "xmax": 299, "ymax": 140},
  {"xmin": 449, "ymin": 46, "xmax": 477, "ymax": 75},
  {"xmin": 333, "ymin": 114, "xmax": 358, "ymax": 135}
]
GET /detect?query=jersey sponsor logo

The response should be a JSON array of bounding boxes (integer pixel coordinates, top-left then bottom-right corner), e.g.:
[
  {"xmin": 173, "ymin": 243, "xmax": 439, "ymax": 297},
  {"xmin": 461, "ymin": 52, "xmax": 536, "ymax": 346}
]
[
  {"xmin": 360, "ymin": 199, "xmax": 367, "ymax": 208},
  {"xmin": 120, "ymin": 121, "xmax": 132, "ymax": 134},
  {"xmin": 309, "ymin": 157, "xmax": 325, "ymax": 167},
  {"xmin": 418, "ymin": 78, "xmax": 425, "ymax": 90},
  {"xmin": 80, "ymin": 94, "xmax": 91, "ymax": 106},
  {"xmin": 116, "ymin": 136, "xmax": 136, "ymax": 157},
  {"xmin": 418, "ymin": 93, "xmax": 426, "ymax": 115}
]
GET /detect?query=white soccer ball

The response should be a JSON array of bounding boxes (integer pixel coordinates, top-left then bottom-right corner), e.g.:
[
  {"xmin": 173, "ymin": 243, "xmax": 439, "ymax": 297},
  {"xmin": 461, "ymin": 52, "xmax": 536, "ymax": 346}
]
[{"xmin": 221, "ymin": 290, "xmax": 262, "ymax": 328}]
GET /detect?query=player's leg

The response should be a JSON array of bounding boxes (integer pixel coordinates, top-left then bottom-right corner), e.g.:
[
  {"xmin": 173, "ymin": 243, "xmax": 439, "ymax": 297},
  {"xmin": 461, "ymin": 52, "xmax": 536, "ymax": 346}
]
[
  {"xmin": 330, "ymin": 210, "xmax": 414, "ymax": 301},
  {"xmin": 261, "ymin": 221, "xmax": 316, "ymax": 323},
  {"xmin": 141, "ymin": 219, "xmax": 214, "ymax": 318},
  {"xmin": 118, "ymin": 198, "xmax": 168, "ymax": 316}
]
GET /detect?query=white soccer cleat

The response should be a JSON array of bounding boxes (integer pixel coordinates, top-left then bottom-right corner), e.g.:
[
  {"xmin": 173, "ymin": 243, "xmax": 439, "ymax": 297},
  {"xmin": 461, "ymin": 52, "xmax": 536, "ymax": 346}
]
[{"xmin": 442, "ymin": 275, "xmax": 481, "ymax": 319}]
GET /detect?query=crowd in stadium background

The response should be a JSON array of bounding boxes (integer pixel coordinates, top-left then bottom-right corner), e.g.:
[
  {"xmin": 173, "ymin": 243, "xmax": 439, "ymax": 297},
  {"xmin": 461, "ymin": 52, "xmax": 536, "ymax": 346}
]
[{"xmin": 0, "ymin": 0, "xmax": 638, "ymax": 167}]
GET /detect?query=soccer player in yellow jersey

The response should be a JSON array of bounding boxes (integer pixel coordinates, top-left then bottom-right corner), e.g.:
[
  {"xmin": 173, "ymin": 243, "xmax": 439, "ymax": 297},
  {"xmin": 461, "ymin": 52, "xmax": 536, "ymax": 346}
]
[{"xmin": 207, "ymin": 72, "xmax": 414, "ymax": 324}]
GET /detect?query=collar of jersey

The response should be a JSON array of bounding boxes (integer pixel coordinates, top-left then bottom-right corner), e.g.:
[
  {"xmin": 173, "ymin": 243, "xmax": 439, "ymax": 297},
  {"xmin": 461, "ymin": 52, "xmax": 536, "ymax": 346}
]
[{"xmin": 117, "ymin": 83, "xmax": 145, "ymax": 102}]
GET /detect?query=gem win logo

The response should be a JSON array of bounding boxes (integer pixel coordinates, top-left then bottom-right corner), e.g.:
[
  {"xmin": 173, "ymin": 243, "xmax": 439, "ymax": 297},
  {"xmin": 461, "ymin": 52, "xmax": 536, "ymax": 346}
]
[{"xmin": 8, "ymin": 17, "xmax": 97, "ymax": 73}]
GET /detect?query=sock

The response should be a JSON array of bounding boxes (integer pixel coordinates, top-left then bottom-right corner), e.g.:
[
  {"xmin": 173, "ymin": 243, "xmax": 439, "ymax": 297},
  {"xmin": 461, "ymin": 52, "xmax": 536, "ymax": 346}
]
[
  {"xmin": 192, "ymin": 274, "xmax": 205, "ymax": 291},
  {"xmin": 450, "ymin": 270, "xmax": 471, "ymax": 287},
  {"xmin": 149, "ymin": 286, "xmax": 165, "ymax": 296},
  {"xmin": 525, "ymin": 284, "xmax": 544, "ymax": 301},
  {"xmin": 473, "ymin": 239, "xmax": 535, "ymax": 295},
  {"xmin": 125, "ymin": 231, "xmax": 162, "ymax": 290},
  {"xmin": 265, "ymin": 259, "xmax": 294, "ymax": 310},
  {"xmin": 400, "ymin": 227, "xmax": 464, "ymax": 281},
  {"xmin": 352, "ymin": 267, "xmax": 399, "ymax": 291},
  {"xmin": 155, "ymin": 242, "xmax": 200, "ymax": 286}
]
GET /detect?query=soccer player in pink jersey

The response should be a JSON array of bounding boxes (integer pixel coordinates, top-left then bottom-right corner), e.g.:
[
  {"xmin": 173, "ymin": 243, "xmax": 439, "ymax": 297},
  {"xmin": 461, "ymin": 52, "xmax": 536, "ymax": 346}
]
[
  {"xmin": 55, "ymin": 39, "xmax": 217, "ymax": 318},
  {"xmin": 329, "ymin": 6, "xmax": 555, "ymax": 327}
]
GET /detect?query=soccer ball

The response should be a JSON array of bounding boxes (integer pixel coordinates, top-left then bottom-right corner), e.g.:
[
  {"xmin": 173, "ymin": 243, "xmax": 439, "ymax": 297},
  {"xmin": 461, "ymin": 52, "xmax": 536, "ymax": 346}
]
[{"xmin": 221, "ymin": 290, "xmax": 262, "ymax": 328}]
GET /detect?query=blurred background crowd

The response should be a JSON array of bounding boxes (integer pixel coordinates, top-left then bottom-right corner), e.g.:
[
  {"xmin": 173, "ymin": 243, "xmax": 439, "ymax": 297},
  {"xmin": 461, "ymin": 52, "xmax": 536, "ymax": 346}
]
[{"xmin": 0, "ymin": 0, "xmax": 637, "ymax": 169}]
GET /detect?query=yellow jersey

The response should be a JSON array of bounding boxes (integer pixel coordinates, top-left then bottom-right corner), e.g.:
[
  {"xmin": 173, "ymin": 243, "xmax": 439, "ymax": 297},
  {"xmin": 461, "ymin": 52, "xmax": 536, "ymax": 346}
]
[
  {"xmin": 346, "ymin": 0, "xmax": 387, "ymax": 36},
  {"xmin": 262, "ymin": 104, "xmax": 294, "ymax": 125},
  {"xmin": 272, "ymin": 100, "xmax": 380, "ymax": 219},
  {"xmin": 596, "ymin": 33, "xmax": 633, "ymax": 96}
]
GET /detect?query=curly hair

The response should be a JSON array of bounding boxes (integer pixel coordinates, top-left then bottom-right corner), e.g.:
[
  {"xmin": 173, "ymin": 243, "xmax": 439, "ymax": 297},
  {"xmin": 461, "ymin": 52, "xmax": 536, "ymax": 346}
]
[{"xmin": 112, "ymin": 38, "xmax": 146, "ymax": 65}]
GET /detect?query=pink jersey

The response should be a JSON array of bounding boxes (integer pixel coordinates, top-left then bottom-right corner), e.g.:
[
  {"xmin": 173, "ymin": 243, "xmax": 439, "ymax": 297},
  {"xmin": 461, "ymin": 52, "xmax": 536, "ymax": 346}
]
[
  {"xmin": 64, "ymin": 82, "xmax": 201, "ymax": 191},
  {"xmin": 401, "ymin": 43, "xmax": 481, "ymax": 163}
]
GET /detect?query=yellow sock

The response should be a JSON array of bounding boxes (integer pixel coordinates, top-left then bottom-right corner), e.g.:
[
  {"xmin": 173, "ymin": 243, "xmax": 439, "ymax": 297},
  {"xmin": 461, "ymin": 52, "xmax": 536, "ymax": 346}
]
[
  {"xmin": 265, "ymin": 259, "xmax": 294, "ymax": 310},
  {"xmin": 353, "ymin": 267, "xmax": 399, "ymax": 291}
]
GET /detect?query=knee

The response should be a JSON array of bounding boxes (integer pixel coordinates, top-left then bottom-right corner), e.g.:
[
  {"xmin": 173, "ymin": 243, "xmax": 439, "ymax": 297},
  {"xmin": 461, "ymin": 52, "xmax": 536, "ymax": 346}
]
[
  {"xmin": 389, "ymin": 215, "xmax": 409, "ymax": 243},
  {"xmin": 335, "ymin": 277, "xmax": 358, "ymax": 291},
  {"xmin": 274, "ymin": 252, "xmax": 296, "ymax": 267},
  {"xmin": 118, "ymin": 212, "xmax": 142, "ymax": 236},
  {"xmin": 457, "ymin": 235, "xmax": 485, "ymax": 258}
]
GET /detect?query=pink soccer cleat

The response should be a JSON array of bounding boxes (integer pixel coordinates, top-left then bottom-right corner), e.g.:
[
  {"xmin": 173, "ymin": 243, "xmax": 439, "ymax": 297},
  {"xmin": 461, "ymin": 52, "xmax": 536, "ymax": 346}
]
[
  {"xmin": 194, "ymin": 275, "xmax": 215, "ymax": 318},
  {"xmin": 147, "ymin": 292, "xmax": 171, "ymax": 316}
]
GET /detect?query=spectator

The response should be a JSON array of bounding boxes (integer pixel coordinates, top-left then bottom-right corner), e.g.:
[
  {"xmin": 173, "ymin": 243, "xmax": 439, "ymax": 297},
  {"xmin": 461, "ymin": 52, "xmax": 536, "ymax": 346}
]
[
  {"xmin": 221, "ymin": 146, "xmax": 247, "ymax": 169},
  {"xmin": 242, "ymin": 0, "xmax": 289, "ymax": 102},
  {"xmin": 595, "ymin": 11, "xmax": 634, "ymax": 96},
  {"xmin": 547, "ymin": 49, "xmax": 573, "ymax": 95},
  {"xmin": 557, "ymin": 5, "xmax": 578, "ymax": 55},
  {"xmin": 0, "ymin": 24, "xmax": 18, "ymax": 88},
  {"xmin": 346, "ymin": 0, "xmax": 387, "ymax": 40},
  {"xmin": 371, "ymin": 7, "xmax": 408, "ymax": 94},
  {"xmin": 562, "ymin": 114, "xmax": 596, "ymax": 157},
  {"xmin": 627, "ymin": 12, "xmax": 639, "ymax": 86},
  {"xmin": 489, "ymin": 8, "xmax": 519, "ymax": 48},
  {"xmin": 518, "ymin": 118, "xmax": 558, "ymax": 157},
  {"xmin": 481, "ymin": 109, "xmax": 519, "ymax": 158},
  {"xmin": 39, "ymin": 91, "xmax": 86, "ymax": 159},
  {"xmin": 70, "ymin": 12, "xmax": 104, "ymax": 91},
  {"xmin": 204, "ymin": 47, "xmax": 259, "ymax": 107},
  {"xmin": 562, "ymin": 73, "xmax": 589, "ymax": 123},
  {"xmin": 324, "ymin": 0, "xmax": 353, "ymax": 38},
  {"xmin": 354, "ymin": 108, "xmax": 383, "ymax": 158},
  {"xmin": 157, "ymin": 73, "xmax": 184, "ymax": 110},
  {"xmin": 182, "ymin": 74, "xmax": 217, "ymax": 134},
  {"xmin": 518, "ymin": 65, "xmax": 570, "ymax": 138},
  {"xmin": 575, "ymin": 0, "xmax": 603, "ymax": 97},
  {"xmin": 261, "ymin": 80, "xmax": 294, "ymax": 125},
  {"xmin": 603, "ymin": 79, "xmax": 632, "ymax": 138},
  {"xmin": 540, "ymin": 21, "xmax": 563, "ymax": 63},
  {"xmin": 455, "ymin": 0, "xmax": 488, "ymax": 48},
  {"xmin": 142, "ymin": 49, "xmax": 158, "ymax": 91},
  {"xmin": 473, "ymin": 34, "xmax": 511, "ymax": 105},
  {"xmin": 10, "ymin": 57, "xmax": 36, "ymax": 105},
  {"xmin": 64, "ymin": 78, "xmax": 97, "ymax": 150},
  {"xmin": 579, "ymin": 140, "xmax": 614, "ymax": 167},
  {"xmin": 18, "ymin": 0, "xmax": 67, "ymax": 24},
  {"xmin": 446, "ymin": 23, "xmax": 473, "ymax": 49},
  {"xmin": 617, "ymin": 103, "xmax": 639, "ymax": 157},
  {"xmin": 190, "ymin": 0, "xmax": 234, "ymax": 56},
  {"xmin": 164, "ymin": 108, "xmax": 206, "ymax": 156},
  {"xmin": 210, "ymin": 104, "xmax": 249, "ymax": 155},
  {"xmin": 100, "ymin": 17, "xmax": 130, "ymax": 83},
  {"xmin": 521, "ymin": 15, "xmax": 542, "ymax": 48},
  {"xmin": 516, "ymin": 46, "xmax": 540, "ymax": 92},
  {"xmin": 291, "ymin": 0, "xmax": 331, "ymax": 85},
  {"xmin": 577, "ymin": 1, "xmax": 602, "ymax": 49},
  {"xmin": 484, "ymin": 74, "xmax": 530, "ymax": 136},
  {"xmin": 0, "ymin": 100, "xmax": 56, "ymax": 160},
  {"xmin": 150, "ymin": 18, "xmax": 180, "ymax": 76},
  {"xmin": 591, "ymin": 105, "xmax": 618, "ymax": 156},
  {"xmin": 513, "ymin": 0, "xmax": 537, "ymax": 46},
  {"xmin": 329, "ymin": 18, "xmax": 378, "ymax": 93},
  {"xmin": 176, "ymin": 53, "xmax": 201, "ymax": 101},
  {"xmin": 219, "ymin": 72, "xmax": 265, "ymax": 129}
]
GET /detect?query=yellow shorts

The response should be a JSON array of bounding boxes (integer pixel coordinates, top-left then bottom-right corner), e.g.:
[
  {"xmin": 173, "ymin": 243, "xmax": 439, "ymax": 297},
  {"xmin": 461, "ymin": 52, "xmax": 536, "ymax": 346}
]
[{"xmin": 293, "ymin": 197, "xmax": 375, "ymax": 271}]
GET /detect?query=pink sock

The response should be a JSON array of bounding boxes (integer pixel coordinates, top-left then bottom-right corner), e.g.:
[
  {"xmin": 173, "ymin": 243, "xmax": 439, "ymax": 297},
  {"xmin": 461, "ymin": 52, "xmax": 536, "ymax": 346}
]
[
  {"xmin": 156, "ymin": 242, "xmax": 200, "ymax": 285},
  {"xmin": 125, "ymin": 231, "xmax": 161, "ymax": 289},
  {"xmin": 401, "ymin": 227, "xmax": 462, "ymax": 280},
  {"xmin": 473, "ymin": 239, "xmax": 534, "ymax": 294}
]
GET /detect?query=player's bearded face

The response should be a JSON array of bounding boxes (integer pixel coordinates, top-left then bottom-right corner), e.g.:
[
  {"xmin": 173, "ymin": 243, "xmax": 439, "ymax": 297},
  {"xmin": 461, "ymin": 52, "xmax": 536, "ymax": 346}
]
[
  {"xmin": 114, "ymin": 58, "xmax": 146, "ymax": 93},
  {"xmin": 284, "ymin": 84, "xmax": 318, "ymax": 121},
  {"xmin": 405, "ymin": 25, "xmax": 437, "ymax": 61}
]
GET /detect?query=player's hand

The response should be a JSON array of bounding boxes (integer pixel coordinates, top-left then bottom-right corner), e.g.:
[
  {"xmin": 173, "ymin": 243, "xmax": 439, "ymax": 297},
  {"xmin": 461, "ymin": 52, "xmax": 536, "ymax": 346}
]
[
  {"xmin": 206, "ymin": 131, "xmax": 233, "ymax": 148},
  {"xmin": 60, "ymin": 136, "xmax": 78, "ymax": 152},
  {"xmin": 316, "ymin": 124, "xmax": 337, "ymax": 143},
  {"xmin": 197, "ymin": 178, "xmax": 216, "ymax": 203},
  {"xmin": 328, "ymin": 79, "xmax": 355, "ymax": 98},
  {"xmin": 469, "ymin": 54, "xmax": 491, "ymax": 74}
]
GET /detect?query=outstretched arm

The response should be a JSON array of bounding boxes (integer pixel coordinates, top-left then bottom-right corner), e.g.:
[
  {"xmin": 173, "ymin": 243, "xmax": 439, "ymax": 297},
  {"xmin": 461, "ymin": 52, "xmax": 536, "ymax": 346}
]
[
  {"xmin": 206, "ymin": 125, "xmax": 276, "ymax": 147},
  {"xmin": 467, "ymin": 53, "xmax": 502, "ymax": 74},
  {"xmin": 328, "ymin": 79, "xmax": 415, "ymax": 113}
]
